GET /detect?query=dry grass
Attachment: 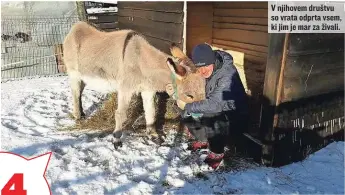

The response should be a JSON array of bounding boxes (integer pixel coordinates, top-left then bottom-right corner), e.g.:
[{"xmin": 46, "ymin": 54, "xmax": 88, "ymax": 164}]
[{"xmin": 63, "ymin": 92, "xmax": 181, "ymax": 133}]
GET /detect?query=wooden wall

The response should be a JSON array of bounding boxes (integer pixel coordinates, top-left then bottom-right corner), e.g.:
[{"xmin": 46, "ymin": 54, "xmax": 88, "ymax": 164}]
[
  {"xmin": 260, "ymin": 33, "xmax": 345, "ymax": 166},
  {"xmin": 210, "ymin": 2, "xmax": 269, "ymax": 133},
  {"xmin": 211, "ymin": 1, "xmax": 268, "ymax": 91},
  {"xmin": 186, "ymin": 2, "xmax": 213, "ymax": 57},
  {"xmin": 282, "ymin": 34, "xmax": 344, "ymax": 102},
  {"xmin": 277, "ymin": 33, "xmax": 344, "ymax": 136},
  {"xmin": 117, "ymin": 2, "xmax": 184, "ymax": 54},
  {"xmin": 87, "ymin": 12, "xmax": 119, "ymax": 32},
  {"xmin": 84, "ymin": 1, "xmax": 119, "ymax": 32},
  {"xmin": 212, "ymin": 2, "xmax": 268, "ymax": 64}
]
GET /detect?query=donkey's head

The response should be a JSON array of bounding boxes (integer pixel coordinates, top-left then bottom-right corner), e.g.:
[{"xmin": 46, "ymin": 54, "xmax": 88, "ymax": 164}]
[{"xmin": 166, "ymin": 44, "xmax": 206, "ymax": 103}]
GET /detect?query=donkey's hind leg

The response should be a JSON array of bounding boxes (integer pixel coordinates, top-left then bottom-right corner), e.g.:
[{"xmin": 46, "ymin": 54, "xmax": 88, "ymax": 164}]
[
  {"xmin": 112, "ymin": 89, "xmax": 133, "ymax": 149},
  {"xmin": 69, "ymin": 73, "xmax": 86, "ymax": 120}
]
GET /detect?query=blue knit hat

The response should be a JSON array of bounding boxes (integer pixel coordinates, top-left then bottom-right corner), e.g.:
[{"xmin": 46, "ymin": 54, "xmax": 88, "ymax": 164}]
[{"xmin": 191, "ymin": 44, "xmax": 215, "ymax": 67}]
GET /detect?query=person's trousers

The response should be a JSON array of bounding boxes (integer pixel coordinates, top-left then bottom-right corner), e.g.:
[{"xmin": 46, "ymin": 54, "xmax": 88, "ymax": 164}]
[{"xmin": 181, "ymin": 113, "xmax": 230, "ymax": 154}]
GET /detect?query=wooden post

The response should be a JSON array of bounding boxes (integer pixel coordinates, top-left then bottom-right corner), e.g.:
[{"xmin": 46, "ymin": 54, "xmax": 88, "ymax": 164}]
[
  {"xmin": 182, "ymin": 0, "xmax": 187, "ymax": 54},
  {"xmin": 273, "ymin": 33, "xmax": 290, "ymax": 127},
  {"xmin": 76, "ymin": 1, "xmax": 87, "ymax": 21},
  {"xmin": 259, "ymin": 33, "xmax": 289, "ymax": 166},
  {"xmin": 54, "ymin": 44, "xmax": 65, "ymax": 73}
]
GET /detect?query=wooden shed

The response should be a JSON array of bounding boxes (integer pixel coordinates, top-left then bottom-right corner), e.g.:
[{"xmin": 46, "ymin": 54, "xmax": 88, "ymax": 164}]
[{"xmin": 117, "ymin": 1, "xmax": 344, "ymax": 166}]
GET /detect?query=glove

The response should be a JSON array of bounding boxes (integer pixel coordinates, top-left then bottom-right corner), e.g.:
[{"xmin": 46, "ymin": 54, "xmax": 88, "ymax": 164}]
[
  {"xmin": 191, "ymin": 113, "xmax": 203, "ymax": 119},
  {"xmin": 177, "ymin": 99, "xmax": 186, "ymax": 110}
]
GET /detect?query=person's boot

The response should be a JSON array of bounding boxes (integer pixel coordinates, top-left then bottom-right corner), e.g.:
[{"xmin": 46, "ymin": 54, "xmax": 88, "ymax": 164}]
[
  {"xmin": 204, "ymin": 151, "xmax": 224, "ymax": 169},
  {"xmin": 187, "ymin": 141, "xmax": 209, "ymax": 152}
]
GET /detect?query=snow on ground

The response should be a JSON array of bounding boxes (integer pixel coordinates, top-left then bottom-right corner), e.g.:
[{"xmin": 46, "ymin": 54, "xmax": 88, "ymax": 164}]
[{"xmin": 1, "ymin": 76, "xmax": 344, "ymax": 194}]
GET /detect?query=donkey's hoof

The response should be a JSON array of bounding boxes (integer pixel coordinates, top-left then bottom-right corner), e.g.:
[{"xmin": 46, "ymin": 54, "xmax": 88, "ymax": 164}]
[
  {"xmin": 113, "ymin": 130, "xmax": 124, "ymax": 139},
  {"xmin": 151, "ymin": 136, "xmax": 164, "ymax": 145},
  {"xmin": 73, "ymin": 112, "xmax": 86, "ymax": 120},
  {"xmin": 144, "ymin": 126, "xmax": 157, "ymax": 135},
  {"xmin": 146, "ymin": 133, "xmax": 165, "ymax": 145},
  {"xmin": 112, "ymin": 130, "xmax": 124, "ymax": 150},
  {"xmin": 113, "ymin": 140, "xmax": 123, "ymax": 149}
]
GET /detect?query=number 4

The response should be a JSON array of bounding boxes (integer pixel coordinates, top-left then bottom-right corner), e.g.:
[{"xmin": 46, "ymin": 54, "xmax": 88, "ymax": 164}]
[{"xmin": 1, "ymin": 173, "xmax": 27, "ymax": 195}]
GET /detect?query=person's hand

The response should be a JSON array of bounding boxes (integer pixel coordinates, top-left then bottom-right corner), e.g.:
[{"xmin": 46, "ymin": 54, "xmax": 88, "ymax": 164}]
[
  {"xmin": 177, "ymin": 99, "xmax": 186, "ymax": 110},
  {"xmin": 165, "ymin": 84, "xmax": 175, "ymax": 96}
]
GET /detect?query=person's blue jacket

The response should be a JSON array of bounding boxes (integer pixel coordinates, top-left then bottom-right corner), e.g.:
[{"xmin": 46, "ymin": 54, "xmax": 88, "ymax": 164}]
[{"xmin": 184, "ymin": 50, "xmax": 248, "ymax": 117}]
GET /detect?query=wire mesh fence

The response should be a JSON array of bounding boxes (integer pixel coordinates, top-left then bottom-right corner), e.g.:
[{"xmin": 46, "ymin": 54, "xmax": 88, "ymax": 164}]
[{"xmin": 1, "ymin": 16, "xmax": 80, "ymax": 80}]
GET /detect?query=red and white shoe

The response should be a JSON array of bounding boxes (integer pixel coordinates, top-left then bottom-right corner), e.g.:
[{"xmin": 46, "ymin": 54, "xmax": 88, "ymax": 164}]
[
  {"xmin": 187, "ymin": 141, "xmax": 209, "ymax": 152},
  {"xmin": 204, "ymin": 151, "xmax": 224, "ymax": 170}
]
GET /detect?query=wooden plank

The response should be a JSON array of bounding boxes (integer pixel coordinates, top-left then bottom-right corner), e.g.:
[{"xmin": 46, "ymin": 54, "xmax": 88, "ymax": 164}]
[
  {"xmin": 76, "ymin": 1, "xmax": 87, "ymax": 21},
  {"xmin": 242, "ymin": 55, "xmax": 267, "ymax": 65},
  {"xmin": 284, "ymin": 52, "xmax": 344, "ymax": 78},
  {"xmin": 144, "ymin": 35, "xmax": 182, "ymax": 55},
  {"xmin": 213, "ymin": 39, "xmax": 268, "ymax": 53},
  {"xmin": 213, "ymin": 2, "xmax": 268, "ymax": 9},
  {"xmin": 118, "ymin": 2, "xmax": 183, "ymax": 13},
  {"xmin": 187, "ymin": 34, "xmax": 212, "ymax": 42},
  {"xmin": 243, "ymin": 67, "xmax": 266, "ymax": 82},
  {"xmin": 95, "ymin": 22, "xmax": 118, "ymax": 29},
  {"xmin": 187, "ymin": 27, "xmax": 212, "ymax": 37},
  {"xmin": 210, "ymin": 44, "xmax": 245, "ymax": 66},
  {"xmin": 102, "ymin": 28, "xmax": 119, "ymax": 32},
  {"xmin": 212, "ymin": 43, "xmax": 266, "ymax": 58},
  {"xmin": 243, "ymin": 60, "xmax": 266, "ymax": 72},
  {"xmin": 213, "ymin": 22, "xmax": 267, "ymax": 32},
  {"xmin": 289, "ymin": 33, "xmax": 344, "ymax": 56},
  {"xmin": 84, "ymin": 1, "xmax": 117, "ymax": 8},
  {"xmin": 283, "ymin": 70, "xmax": 344, "ymax": 102},
  {"xmin": 213, "ymin": 43, "xmax": 267, "ymax": 64},
  {"xmin": 259, "ymin": 33, "xmax": 287, "ymax": 166},
  {"xmin": 54, "ymin": 44, "xmax": 65, "ymax": 73},
  {"xmin": 245, "ymin": 70, "xmax": 265, "ymax": 83},
  {"xmin": 187, "ymin": 13, "xmax": 214, "ymax": 27},
  {"xmin": 186, "ymin": 2, "xmax": 213, "ymax": 56},
  {"xmin": 187, "ymin": 1, "xmax": 212, "ymax": 9},
  {"xmin": 119, "ymin": 22, "xmax": 183, "ymax": 53},
  {"xmin": 213, "ymin": 29, "xmax": 268, "ymax": 46},
  {"xmin": 276, "ymin": 91, "xmax": 344, "ymax": 128},
  {"xmin": 119, "ymin": 16, "xmax": 183, "ymax": 43},
  {"xmin": 87, "ymin": 13, "xmax": 118, "ymax": 23},
  {"xmin": 214, "ymin": 8, "xmax": 268, "ymax": 18},
  {"xmin": 118, "ymin": 8, "xmax": 183, "ymax": 23},
  {"xmin": 187, "ymin": 3, "xmax": 213, "ymax": 28},
  {"xmin": 214, "ymin": 16, "xmax": 268, "ymax": 26}
]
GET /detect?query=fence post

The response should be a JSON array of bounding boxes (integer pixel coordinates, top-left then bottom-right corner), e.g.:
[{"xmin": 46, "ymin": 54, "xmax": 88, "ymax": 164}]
[
  {"xmin": 54, "ymin": 44, "xmax": 65, "ymax": 73},
  {"xmin": 76, "ymin": 1, "xmax": 87, "ymax": 21}
]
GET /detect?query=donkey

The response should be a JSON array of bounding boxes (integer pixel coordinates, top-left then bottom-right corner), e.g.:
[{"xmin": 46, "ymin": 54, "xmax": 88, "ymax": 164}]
[{"xmin": 63, "ymin": 21, "xmax": 206, "ymax": 148}]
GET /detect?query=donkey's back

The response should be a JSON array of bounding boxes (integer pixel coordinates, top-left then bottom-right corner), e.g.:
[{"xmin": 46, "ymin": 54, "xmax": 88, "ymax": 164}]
[{"xmin": 63, "ymin": 21, "xmax": 133, "ymax": 81}]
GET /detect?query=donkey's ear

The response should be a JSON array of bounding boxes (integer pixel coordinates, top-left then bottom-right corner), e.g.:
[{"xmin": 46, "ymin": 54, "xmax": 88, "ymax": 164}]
[
  {"xmin": 170, "ymin": 43, "xmax": 186, "ymax": 59},
  {"xmin": 170, "ymin": 43, "xmax": 197, "ymax": 74},
  {"xmin": 166, "ymin": 58, "xmax": 186, "ymax": 80}
]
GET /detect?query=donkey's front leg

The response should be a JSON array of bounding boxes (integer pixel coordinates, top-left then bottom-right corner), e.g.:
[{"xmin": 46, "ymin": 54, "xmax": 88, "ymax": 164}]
[
  {"xmin": 141, "ymin": 91, "xmax": 156, "ymax": 135},
  {"xmin": 112, "ymin": 90, "xmax": 132, "ymax": 149}
]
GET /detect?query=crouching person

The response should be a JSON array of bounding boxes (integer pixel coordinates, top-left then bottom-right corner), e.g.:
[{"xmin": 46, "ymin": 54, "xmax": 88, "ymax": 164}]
[{"xmin": 167, "ymin": 44, "xmax": 249, "ymax": 169}]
